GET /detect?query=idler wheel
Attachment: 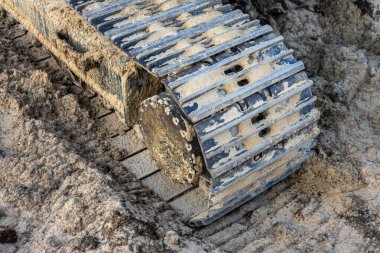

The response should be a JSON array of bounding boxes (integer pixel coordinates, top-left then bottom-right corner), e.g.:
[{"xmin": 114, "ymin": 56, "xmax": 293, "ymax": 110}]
[{"xmin": 139, "ymin": 92, "xmax": 204, "ymax": 184}]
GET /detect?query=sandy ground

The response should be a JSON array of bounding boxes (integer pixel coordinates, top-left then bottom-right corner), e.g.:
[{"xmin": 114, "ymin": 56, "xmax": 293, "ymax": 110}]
[{"xmin": 0, "ymin": 0, "xmax": 379, "ymax": 252}]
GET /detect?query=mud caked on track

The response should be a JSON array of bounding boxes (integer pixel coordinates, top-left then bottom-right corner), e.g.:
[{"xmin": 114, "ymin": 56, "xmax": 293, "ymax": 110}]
[{"xmin": 0, "ymin": 0, "xmax": 380, "ymax": 252}]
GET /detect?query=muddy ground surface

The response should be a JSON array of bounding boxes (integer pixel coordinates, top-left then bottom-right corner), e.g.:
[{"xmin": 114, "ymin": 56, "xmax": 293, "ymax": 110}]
[{"xmin": 0, "ymin": 0, "xmax": 379, "ymax": 252}]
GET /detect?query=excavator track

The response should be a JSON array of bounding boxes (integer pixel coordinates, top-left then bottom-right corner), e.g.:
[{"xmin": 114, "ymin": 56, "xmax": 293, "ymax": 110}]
[
  {"xmin": 1, "ymin": 0, "xmax": 320, "ymax": 227},
  {"xmin": 67, "ymin": 0, "xmax": 320, "ymax": 226}
]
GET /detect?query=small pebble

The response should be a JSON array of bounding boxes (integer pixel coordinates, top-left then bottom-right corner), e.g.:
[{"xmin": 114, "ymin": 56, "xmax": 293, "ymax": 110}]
[{"xmin": 164, "ymin": 230, "xmax": 179, "ymax": 246}]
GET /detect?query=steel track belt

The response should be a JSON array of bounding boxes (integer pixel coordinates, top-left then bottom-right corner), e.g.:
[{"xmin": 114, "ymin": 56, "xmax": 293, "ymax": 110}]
[{"xmin": 67, "ymin": 0, "xmax": 320, "ymax": 226}]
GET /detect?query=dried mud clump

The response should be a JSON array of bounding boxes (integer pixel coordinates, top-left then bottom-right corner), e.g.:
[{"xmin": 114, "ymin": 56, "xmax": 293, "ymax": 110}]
[{"xmin": 0, "ymin": 228, "xmax": 18, "ymax": 244}]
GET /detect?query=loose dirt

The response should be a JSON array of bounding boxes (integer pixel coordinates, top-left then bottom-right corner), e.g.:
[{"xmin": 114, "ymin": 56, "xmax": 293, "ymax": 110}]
[{"xmin": 0, "ymin": 0, "xmax": 379, "ymax": 252}]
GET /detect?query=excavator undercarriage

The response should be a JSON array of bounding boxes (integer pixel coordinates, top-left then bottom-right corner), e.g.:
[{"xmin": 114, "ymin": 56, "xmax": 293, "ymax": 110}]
[{"xmin": 0, "ymin": 0, "xmax": 320, "ymax": 226}]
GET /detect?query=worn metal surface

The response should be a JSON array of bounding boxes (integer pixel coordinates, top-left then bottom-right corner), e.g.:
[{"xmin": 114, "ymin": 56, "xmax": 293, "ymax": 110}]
[
  {"xmin": 2, "ymin": 0, "xmax": 320, "ymax": 226},
  {"xmin": 0, "ymin": 0, "xmax": 162, "ymax": 125},
  {"xmin": 66, "ymin": 0, "xmax": 320, "ymax": 226}
]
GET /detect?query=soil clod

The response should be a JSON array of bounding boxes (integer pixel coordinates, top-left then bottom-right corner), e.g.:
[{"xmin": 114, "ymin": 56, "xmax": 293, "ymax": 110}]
[{"xmin": 0, "ymin": 229, "xmax": 17, "ymax": 244}]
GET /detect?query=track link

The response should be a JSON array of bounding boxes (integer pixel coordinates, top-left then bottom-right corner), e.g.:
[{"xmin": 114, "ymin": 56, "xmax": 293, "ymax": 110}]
[{"xmin": 68, "ymin": 0, "xmax": 319, "ymax": 226}]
